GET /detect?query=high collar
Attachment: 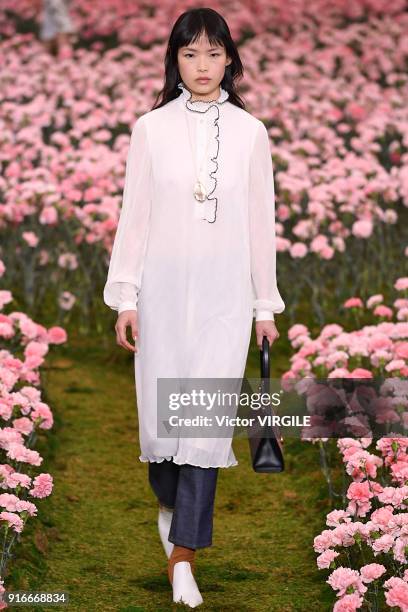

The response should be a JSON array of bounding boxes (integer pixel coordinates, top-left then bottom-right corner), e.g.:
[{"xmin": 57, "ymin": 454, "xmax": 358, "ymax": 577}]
[{"xmin": 177, "ymin": 81, "xmax": 229, "ymax": 113}]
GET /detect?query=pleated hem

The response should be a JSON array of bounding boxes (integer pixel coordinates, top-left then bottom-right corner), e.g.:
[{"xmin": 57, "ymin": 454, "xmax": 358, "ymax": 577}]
[
  {"xmin": 139, "ymin": 454, "xmax": 239, "ymax": 469},
  {"xmin": 139, "ymin": 455, "xmax": 173, "ymax": 464}
]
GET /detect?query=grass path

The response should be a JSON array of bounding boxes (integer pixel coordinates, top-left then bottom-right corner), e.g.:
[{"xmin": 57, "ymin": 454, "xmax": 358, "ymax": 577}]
[{"xmin": 8, "ymin": 329, "xmax": 335, "ymax": 611}]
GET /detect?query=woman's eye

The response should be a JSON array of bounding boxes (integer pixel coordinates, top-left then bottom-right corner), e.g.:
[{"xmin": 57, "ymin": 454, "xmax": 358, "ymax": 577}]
[{"xmin": 183, "ymin": 53, "xmax": 221, "ymax": 58}]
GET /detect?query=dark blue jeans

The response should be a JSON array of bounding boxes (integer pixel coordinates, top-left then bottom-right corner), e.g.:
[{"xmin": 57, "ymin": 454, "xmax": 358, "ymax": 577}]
[{"xmin": 148, "ymin": 459, "xmax": 219, "ymax": 549}]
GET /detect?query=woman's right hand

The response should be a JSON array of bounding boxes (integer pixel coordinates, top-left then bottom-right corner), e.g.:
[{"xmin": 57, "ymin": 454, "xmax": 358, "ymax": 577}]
[{"xmin": 115, "ymin": 310, "xmax": 138, "ymax": 353}]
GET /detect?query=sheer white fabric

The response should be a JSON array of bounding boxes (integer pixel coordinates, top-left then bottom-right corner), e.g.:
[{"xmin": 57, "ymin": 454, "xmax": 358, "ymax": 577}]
[
  {"xmin": 117, "ymin": 282, "xmax": 138, "ymax": 315},
  {"xmin": 103, "ymin": 84, "xmax": 285, "ymax": 468},
  {"xmin": 248, "ymin": 121, "xmax": 285, "ymax": 318},
  {"xmin": 103, "ymin": 116, "xmax": 152, "ymax": 313},
  {"xmin": 116, "ymin": 283, "xmax": 275, "ymax": 320},
  {"xmin": 108, "ymin": 121, "xmax": 282, "ymax": 321}
]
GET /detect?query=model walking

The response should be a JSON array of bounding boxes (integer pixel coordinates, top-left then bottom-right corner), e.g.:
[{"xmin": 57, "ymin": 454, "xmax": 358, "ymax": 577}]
[
  {"xmin": 37, "ymin": 0, "xmax": 76, "ymax": 58},
  {"xmin": 103, "ymin": 8, "xmax": 285, "ymax": 608}
]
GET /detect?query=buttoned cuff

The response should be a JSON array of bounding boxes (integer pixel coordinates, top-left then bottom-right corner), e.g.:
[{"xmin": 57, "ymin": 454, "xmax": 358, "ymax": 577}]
[
  {"xmin": 255, "ymin": 310, "xmax": 275, "ymax": 322},
  {"xmin": 118, "ymin": 302, "xmax": 138, "ymax": 315}
]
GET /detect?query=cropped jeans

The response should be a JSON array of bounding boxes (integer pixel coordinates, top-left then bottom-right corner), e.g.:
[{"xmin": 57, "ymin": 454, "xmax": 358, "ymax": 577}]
[{"xmin": 148, "ymin": 458, "xmax": 219, "ymax": 549}]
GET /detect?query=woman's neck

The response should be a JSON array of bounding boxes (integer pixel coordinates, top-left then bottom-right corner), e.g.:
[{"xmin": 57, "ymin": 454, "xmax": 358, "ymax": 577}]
[{"xmin": 189, "ymin": 86, "xmax": 221, "ymax": 102}]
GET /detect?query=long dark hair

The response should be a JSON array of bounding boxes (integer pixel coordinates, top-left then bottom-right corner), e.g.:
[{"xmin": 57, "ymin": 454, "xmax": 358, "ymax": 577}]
[{"xmin": 150, "ymin": 8, "xmax": 246, "ymax": 111}]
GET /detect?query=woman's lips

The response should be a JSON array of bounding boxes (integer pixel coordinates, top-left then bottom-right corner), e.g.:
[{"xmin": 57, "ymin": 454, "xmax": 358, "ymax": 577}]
[{"xmin": 197, "ymin": 78, "xmax": 210, "ymax": 82}]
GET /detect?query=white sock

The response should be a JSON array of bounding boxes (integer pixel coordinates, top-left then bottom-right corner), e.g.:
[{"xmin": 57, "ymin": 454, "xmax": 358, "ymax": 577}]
[
  {"xmin": 172, "ymin": 561, "xmax": 204, "ymax": 608},
  {"xmin": 158, "ymin": 506, "xmax": 174, "ymax": 558}
]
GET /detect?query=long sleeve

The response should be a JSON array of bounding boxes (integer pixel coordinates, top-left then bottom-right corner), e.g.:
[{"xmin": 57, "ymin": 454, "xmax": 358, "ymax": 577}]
[
  {"xmin": 118, "ymin": 282, "xmax": 138, "ymax": 315},
  {"xmin": 103, "ymin": 115, "xmax": 152, "ymax": 312},
  {"xmin": 248, "ymin": 121, "xmax": 285, "ymax": 320}
]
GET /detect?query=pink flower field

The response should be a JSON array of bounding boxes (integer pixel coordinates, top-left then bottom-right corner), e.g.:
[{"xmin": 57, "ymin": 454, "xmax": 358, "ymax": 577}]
[
  {"xmin": 0, "ymin": 0, "xmax": 407, "ymax": 327},
  {"xmin": 0, "ymin": 1, "xmax": 407, "ymax": 609}
]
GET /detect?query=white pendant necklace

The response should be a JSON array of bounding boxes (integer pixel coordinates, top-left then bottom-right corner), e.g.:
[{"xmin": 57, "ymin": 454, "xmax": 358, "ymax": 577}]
[
  {"xmin": 184, "ymin": 111, "xmax": 212, "ymax": 202},
  {"xmin": 178, "ymin": 81, "xmax": 229, "ymax": 222}
]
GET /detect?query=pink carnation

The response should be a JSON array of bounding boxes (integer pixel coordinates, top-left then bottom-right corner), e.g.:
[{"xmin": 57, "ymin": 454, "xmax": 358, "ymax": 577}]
[
  {"xmin": 371, "ymin": 533, "xmax": 394, "ymax": 554},
  {"xmin": 47, "ymin": 326, "xmax": 68, "ymax": 344},
  {"xmin": 0, "ymin": 511, "xmax": 24, "ymax": 533},
  {"xmin": 394, "ymin": 278, "xmax": 408, "ymax": 291},
  {"xmin": 290, "ymin": 242, "xmax": 308, "ymax": 258},
  {"xmin": 29, "ymin": 473, "xmax": 53, "ymax": 498},
  {"xmin": 24, "ymin": 341, "xmax": 49, "ymax": 359},
  {"xmin": 15, "ymin": 500, "xmax": 37, "ymax": 516},
  {"xmin": 6, "ymin": 443, "xmax": 42, "ymax": 466},
  {"xmin": 360, "ymin": 563, "xmax": 386, "ymax": 583},
  {"xmin": 22, "ymin": 232, "xmax": 39, "ymax": 247},
  {"xmin": 0, "ymin": 291, "xmax": 13, "ymax": 310},
  {"xmin": 12, "ymin": 417, "xmax": 34, "ymax": 435},
  {"xmin": 327, "ymin": 567, "xmax": 367, "ymax": 597},
  {"xmin": 0, "ymin": 493, "xmax": 21, "ymax": 511},
  {"xmin": 366, "ymin": 295, "xmax": 383, "ymax": 308},
  {"xmin": 385, "ymin": 579, "xmax": 408, "ymax": 610},
  {"xmin": 5, "ymin": 472, "xmax": 32, "ymax": 489},
  {"xmin": 288, "ymin": 324, "xmax": 309, "ymax": 341},
  {"xmin": 317, "ymin": 549, "xmax": 339, "ymax": 569},
  {"xmin": 333, "ymin": 593, "xmax": 364, "ymax": 611},
  {"xmin": 344, "ymin": 298, "xmax": 364, "ymax": 309},
  {"xmin": 373, "ymin": 305, "xmax": 393, "ymax": 319},
  {"xmin": 352, "ymin": 220, "xmax": 373, "ymax": 239},
  {"xmin": 326, "ymin": 509, "xmax": 352, "ymax": 527},
  {"xmin": 385, "ymin": 359, "xmax": 406, "ymax": 373},
  {"xmin": 346, "ymin": 481, "xmax": 374, "ymax": 516},
  {"xmin": 30, "ymin": 403, "xmax": 54, "ymax": 429}
]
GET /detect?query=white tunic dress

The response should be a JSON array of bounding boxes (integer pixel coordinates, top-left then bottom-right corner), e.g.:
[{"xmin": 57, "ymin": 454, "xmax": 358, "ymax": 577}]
[{"xmin": 103, "ymin": 82, "xmax": 285, "ymax": 468}]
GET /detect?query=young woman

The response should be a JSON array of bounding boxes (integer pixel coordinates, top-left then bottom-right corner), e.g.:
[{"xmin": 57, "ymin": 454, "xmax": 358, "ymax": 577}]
[{"xmin": 103, "ymin": 7, "xmax": 285, "ymax": 608}]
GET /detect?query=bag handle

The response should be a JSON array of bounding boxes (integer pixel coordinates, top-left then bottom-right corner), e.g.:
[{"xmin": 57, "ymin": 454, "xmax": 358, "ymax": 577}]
[
  {"xmin": 260, "ymin": 335, "xmax": 270, "ymax": 380},
  {"xmin": 260, "ymin": 335, "xmax": 284, "ymax": 446}
]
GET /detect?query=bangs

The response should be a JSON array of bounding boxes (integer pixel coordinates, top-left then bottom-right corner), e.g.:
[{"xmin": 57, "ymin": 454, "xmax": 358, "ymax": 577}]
[{"xmin": 179, "ymin": 21, "xmax": 226, "ymax": 50}]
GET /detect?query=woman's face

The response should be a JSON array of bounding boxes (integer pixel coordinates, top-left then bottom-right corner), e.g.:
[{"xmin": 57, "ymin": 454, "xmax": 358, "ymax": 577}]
[{"xmin": 177, "ymin": 32, "xmax": 231, "ymax": 101}]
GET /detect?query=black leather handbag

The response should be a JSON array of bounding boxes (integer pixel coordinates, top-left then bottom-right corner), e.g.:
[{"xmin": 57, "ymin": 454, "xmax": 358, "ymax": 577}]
[{"xmin": 248, "ymin": 335, "xmax": 285, "ymax": 473}]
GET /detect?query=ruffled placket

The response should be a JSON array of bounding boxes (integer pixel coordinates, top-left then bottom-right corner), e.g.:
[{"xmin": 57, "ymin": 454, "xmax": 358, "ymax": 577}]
[{"xmin": 177, "ymin": 81, "xmax": 229, "ymax": 223}]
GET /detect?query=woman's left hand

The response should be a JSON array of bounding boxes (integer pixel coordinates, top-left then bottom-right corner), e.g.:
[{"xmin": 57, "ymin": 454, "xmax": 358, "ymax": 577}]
[{"xmin": 255, "ymin": 320, "xmax": 280, "ymax": 349}]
